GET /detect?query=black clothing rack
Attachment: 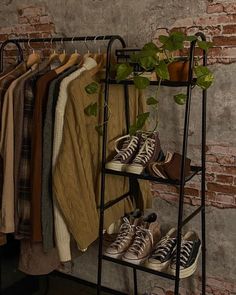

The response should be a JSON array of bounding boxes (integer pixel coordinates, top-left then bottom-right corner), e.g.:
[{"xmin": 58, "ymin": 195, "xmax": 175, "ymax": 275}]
[{"xmin": 0, "ymin": 33, "xmax": 207, "ymax": 295}]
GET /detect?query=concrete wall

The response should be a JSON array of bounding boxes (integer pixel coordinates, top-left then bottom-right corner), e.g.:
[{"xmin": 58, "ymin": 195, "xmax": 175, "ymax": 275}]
[{"xmin": 0, "ymin": 1, "xmax": 236, "ymax": 294}]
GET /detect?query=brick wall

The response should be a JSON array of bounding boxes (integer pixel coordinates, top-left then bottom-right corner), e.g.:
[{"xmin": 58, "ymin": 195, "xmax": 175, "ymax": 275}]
[
  {"xmin": 154, "ymin": 1, "xmax": 236, "ymax": 65},
  {"xmin": 0, "ymin": 4, "xmax": 55, "ymax": 67},
  {"xmin": 0, "ymin": 2, "xmax": 235, "ymax": 294}
]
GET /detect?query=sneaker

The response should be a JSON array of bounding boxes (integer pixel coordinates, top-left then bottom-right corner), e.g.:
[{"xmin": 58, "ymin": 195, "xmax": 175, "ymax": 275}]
[
  {"xmin": 169, "ymin": 230, "xmax": 201, "ymax": 278},
  {"xmin": 104, "ymin": 210, "xmax": 142, "ymax": 259},
  {"xmin": 122, "ymin": 213, "xmax": 161, "ymax": 265},
  {"xmin": 146, "ymin": 228, "xmax": 177, "ymax": 271},
  {"xmin": 105, "ymin": 134, "xmax": 140, "ymax": 171},
  {"xmin": 126, "ymin": 131, "xmax": 161, "ymax": 175}
]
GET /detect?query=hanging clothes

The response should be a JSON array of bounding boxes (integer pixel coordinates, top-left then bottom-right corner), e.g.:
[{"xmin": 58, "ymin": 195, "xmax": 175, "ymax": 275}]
[
  {"xmin": 0, "ymin": 68, "xmax": 33, "ymax": 234},
  {"xmin": 16, "ymin": 61, "xmax": 50, "ymax": 239},
  {"xmin": 42, "ymin": 65, "xmax": 77, "ymax": 253},
  {"xmin": 51, "ymin": 57, "xmax": 97, "ymax": 262},
  {"xmin": 31, "ymin": 69, "xmax": 57, "ymax": 242},
  {"xmin": 0, "ymin": 62, "xmax": 27, "ymax": 245}
]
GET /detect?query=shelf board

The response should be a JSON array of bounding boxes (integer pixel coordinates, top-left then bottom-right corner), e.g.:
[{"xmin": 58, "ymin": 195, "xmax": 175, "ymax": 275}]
[
  {"xmin": 101, "ymin": 78, "xmax": 197, "ymax": 87},
  {"xmin": 102, "ymin": 255, "xmax": 176, "ymax": 280},
  {"xmin": 104, "ymin": 166, "xmax": 201, "ymax": 185}
]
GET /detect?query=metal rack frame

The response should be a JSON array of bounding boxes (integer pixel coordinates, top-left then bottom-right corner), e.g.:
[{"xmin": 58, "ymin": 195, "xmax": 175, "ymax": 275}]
[
  {"xmin": 97, "ymin": 32, "xmax": 207, "ymax": 295},
  {"xmin": 0, "ymin": 32, "xmax": 207, "ymax": 295}
]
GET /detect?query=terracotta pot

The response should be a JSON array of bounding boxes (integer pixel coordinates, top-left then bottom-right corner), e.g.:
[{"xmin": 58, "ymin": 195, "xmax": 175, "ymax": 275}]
[{"xmin": 168, "ymin": 60, "xmax": 189, "ymax": 82}]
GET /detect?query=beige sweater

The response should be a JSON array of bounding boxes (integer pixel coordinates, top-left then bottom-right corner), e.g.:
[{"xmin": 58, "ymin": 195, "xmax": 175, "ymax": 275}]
[{"xmin": 52, "ymin": 57, "xmax": 97, "ymax": 262}]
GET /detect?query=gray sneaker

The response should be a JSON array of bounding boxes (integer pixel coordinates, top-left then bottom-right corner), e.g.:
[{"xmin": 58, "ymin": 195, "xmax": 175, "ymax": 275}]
[
  {"xmin": 105, "ymin": 210, "xmax": 142, "ymax": 259},
  {"xmin": 126, "ymin": 131, "xmax": 161, "ymax": 175},
  {"xmin": 122, "ymin": 213, "xmax": 161, "ymax": 265},
  {"xmin": 146, "ymin": 228, "xmax": 177, "ymax": 271},
  {"xmin": 105, "ymin": 134, "xmax": 140, "ymax": 171}
]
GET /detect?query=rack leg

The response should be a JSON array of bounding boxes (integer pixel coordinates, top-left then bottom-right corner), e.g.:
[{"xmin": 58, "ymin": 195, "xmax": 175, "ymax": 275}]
[{"xmin": 133, "ymin": 269, "xmax": 138, "ymax": 295}]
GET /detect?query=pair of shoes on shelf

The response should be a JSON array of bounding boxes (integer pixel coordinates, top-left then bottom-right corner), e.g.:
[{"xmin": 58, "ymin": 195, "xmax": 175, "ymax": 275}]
[
  {"xmin": 106, "ymin": 131, "xmax": 163, "ymax": 175},
  {"xmin": 146, "ymin": 228, "xmax": 201, "ymax": 278},
  {"xmin": 147, "ymin": 151, "xmax": 191, "ymax": 181},
  {"xmin": 105, "ymin": 210, "xmax": 161, "ymax": 265}
]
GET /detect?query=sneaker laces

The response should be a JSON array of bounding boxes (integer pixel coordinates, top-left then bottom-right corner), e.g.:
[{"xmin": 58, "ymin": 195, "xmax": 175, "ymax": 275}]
[
  {"xmin": 133, "ymin": 137, "xmax": 155, "ymax": 165},
  {"xmin": 152, "ymin": 236, "xmax": 176, "ymax": 260},
  {"xmin": 114, "ymin": 135, "xmax": 139, "ymax": 162},
  {"xmin": 110, "ymin": 217, "xmax": 135, "ymax": 249},
  {"xmin": 172, "ymin": 240, "xmax": 194, "ymax": 267},
  {"xmin": 128, "ymin": 226, "xmax": 154, "ymax": 255}
]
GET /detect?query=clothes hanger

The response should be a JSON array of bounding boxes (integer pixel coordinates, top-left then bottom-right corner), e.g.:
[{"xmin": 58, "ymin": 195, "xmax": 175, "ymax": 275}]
[
  {"xmin": 58, "ymin": 38, "xmax": 69, "ymax": 64},
  {"xmin": 26, "ymin": 38, "xmax": 41, "ymax": 68},
  {"xmin": 83, "ymin": 36, "xmax": 94, "ymax": 59},
  {"xmin": 48, "ymin": 38, "xmax": 62, "ymax": 64},
  {"xmin": 54, "ymin": 36, "xmax": 81, "ymax": 75}
]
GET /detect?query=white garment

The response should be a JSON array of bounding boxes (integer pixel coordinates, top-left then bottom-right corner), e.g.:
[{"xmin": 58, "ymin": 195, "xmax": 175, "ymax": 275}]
[{"xmin": 52, "ymin": 57, "xmax": 97, "ymax": 262}]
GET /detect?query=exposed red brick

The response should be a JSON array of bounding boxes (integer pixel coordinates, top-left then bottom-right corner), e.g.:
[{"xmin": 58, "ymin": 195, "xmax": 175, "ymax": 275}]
[
  {"xmin": 208, "ymin": 47, "xmax": 236, "ymax": 58},
  {"xmin": 206, "ymin": 191, "xmax": 216, "ymax": 201},
  {"xmin": 18, "ymin": 5, "xmax": 46, "ymax": 17},
  {"xmin": 216, "ymin": 175, "xmax": 233, "ymax": 184},
  {"xmin": 207, "ymin": 3, "xmax": 224, "ymax": 14},
  {"xmin": 223, "ymin": 24, "xmax": 236, "ymax": 34},
  {"xmin": 208, "ymin": 165, "xmax": 236, "ymax": 175},
  {"xmin": 0, "ymin": 34, "xmax": 8, "ymax": 41},
  {"xmin": 194, "ymin": 14, "xmax": 236, "ymax": 26},
  {"xmin": 170, "ymin": 27, "xmax": 187, "ymax": 34},
  {"xmin": 34, "ymin": 23, "xmax": 55, "ymax": 32},
  {"xmin": 234, "ymin": 178, "xmax": 236, "ymax": 185},
  {"xmin": 184, "ymin": 187, "xmax": 199, "ymax": 197},
  {"xmin": 213, "ymin": 36, "xmax": 236, "ymax": 46},
  {"xmin": 223, "ymin": 3, "xmax": 236, "ymax": 14},
  {"xmin": 207, "ymin": 182, "xmax": 236, "ymax": 194}
]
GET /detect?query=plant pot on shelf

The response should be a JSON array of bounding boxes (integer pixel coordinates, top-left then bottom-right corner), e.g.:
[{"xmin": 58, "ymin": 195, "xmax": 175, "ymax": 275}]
[{"xmin": 168, "ymin": 59, "xmax": 189, "ymax": 82}]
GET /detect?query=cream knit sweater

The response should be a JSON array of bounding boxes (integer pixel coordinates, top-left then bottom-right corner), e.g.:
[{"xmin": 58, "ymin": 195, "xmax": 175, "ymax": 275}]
[{"xmin": 52, "ymin": 57, "xmax": 97, "ymax": 262}]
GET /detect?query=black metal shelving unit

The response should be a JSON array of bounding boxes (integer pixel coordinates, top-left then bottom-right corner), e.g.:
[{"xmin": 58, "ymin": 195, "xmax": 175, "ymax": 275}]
[
  {"xmin": 97, "ymin": 32, "xmax": 207, "ymax": 295},
  {"xmin": 0, "ymin": 33, "xmax": 207, "ymax": 295}
]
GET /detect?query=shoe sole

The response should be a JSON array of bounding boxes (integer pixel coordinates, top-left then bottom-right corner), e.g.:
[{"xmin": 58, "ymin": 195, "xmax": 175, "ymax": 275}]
[
  {"xmin": 105, "ymin": 162, "xmax": 127, "ymax": 172},
  {"xmin": 122, "ymin": 255, "xmax": 148, "ymax": 265},
  {"xmin": 169, "ymin": 246, "xmax": 201, "ymax": 278},
  {"xmin": 125, "ymin": 165, "xmax": 144, "ymax": 175},
  {"xmin": 145, "ymin": 259, "xmax": 170, "ymax": 272},
  {"xmin": 104, "ymin": 252, "xmax": 125, "ymax": 259}
]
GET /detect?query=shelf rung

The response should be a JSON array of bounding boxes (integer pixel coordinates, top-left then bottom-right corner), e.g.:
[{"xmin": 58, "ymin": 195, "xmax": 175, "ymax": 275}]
[
  {"xmin": 102, "ymin": 255, "xmax": 175, "ymax": 280},
  {"xmin": 181, "ymin": 206, "xmax": 202, "ymax": 227},
  {"xmin": 103, "ymin": 192, "xmax": 130, "ymax": 210}
]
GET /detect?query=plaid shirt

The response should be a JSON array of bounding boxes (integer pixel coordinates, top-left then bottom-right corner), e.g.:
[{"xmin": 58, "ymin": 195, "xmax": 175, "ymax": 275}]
[{"xmin": 17, "ymin": 64, "xmax": 50, "ymax": 238}]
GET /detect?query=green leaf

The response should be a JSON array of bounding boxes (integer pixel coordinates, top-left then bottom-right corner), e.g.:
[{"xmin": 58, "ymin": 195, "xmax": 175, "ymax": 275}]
[
  {"xmin": 159, "ymin": 35, "xmax": 169, "ymax": 44},
  {"xmin": 116, "ymin": 63, "xmax": 133, "ymax": 81},
  {"xmin": 146, "ymin": 97, "xmax": 158, "ymax": 105},
  {"xmin": 186, "ymin": 35, "xmax": 198, "ymax": 42},
  {"xmin": 130, "ymin": 53, "xmax": 140, "ymax": 63},
  {"xmin": 85, "ymin": 82, "xmax": 99, "ymax": 94},
  {"xmin": 133, "ymin": 76, "xmax": 150, "ymax": 89},
  {"xmin": 155, "ymin": 60, "xmax": 170, "ymax": 80},
  {"xmin": 174, "ymin": 93, "xmax": 187, "ymax": 105},
  {"xmin": 194, "ymin": 65, "xmax": 214, "ymax": 90},
  {"xmin": 84, "ymin": 102, "xmax": 98, "ymax": 117},
  {"xmin": 197, "ymin": 41, "xmax": 213, "ymax": 52},
  {"xmin": 136, "ymin": 112, "xmax": 150, "ymax": 129},
  {"xmin": 139, "ymin": 55, "xmax": 157, "ymax": 70},
  {"xmin": 161, "ymin": 32, "xmax": 185, "ymax": 51},
  {"xmin": 95, "ymin": 125, "xmax": 103, "ymax": 136},
  {"xmin": 142, "ymin": 42, "xmax": 160, "ymax": 53},
  {"xmin": 129, "ymin": 125, "xmax": 138, "ymax": 136}
]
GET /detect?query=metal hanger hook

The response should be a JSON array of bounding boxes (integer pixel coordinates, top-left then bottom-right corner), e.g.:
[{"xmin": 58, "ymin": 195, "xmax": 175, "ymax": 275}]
[
  {"xmin": 27, "ymin": 37, "xmax": 35, "ymax": 53},
  {"xmin": 71, "ymin": 36, "xmax": 78, "ymax": 54},
  {"xmin": 61, "ymin": 38, "xmax": 66, "ymax": 54},
  {"xmin": 84, "ymin": 36, "xmax": 90, "ymax": 54},
  {"xmin": 94, "ymin": 35, "xmax": 101, "ymax": 54}
]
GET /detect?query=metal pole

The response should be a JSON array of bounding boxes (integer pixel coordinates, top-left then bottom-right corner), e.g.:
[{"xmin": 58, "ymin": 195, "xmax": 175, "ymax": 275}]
[
  {"xmin": 174, "ymin": 39, "xmax": 196, "ymax": 295},
  {"xmin": 97, "ymin": 36, "xmax": 126, "ymax": 295},
  {"xmin": 133, "ymin": 268, "xmax": 138, "ymax": 295}
]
